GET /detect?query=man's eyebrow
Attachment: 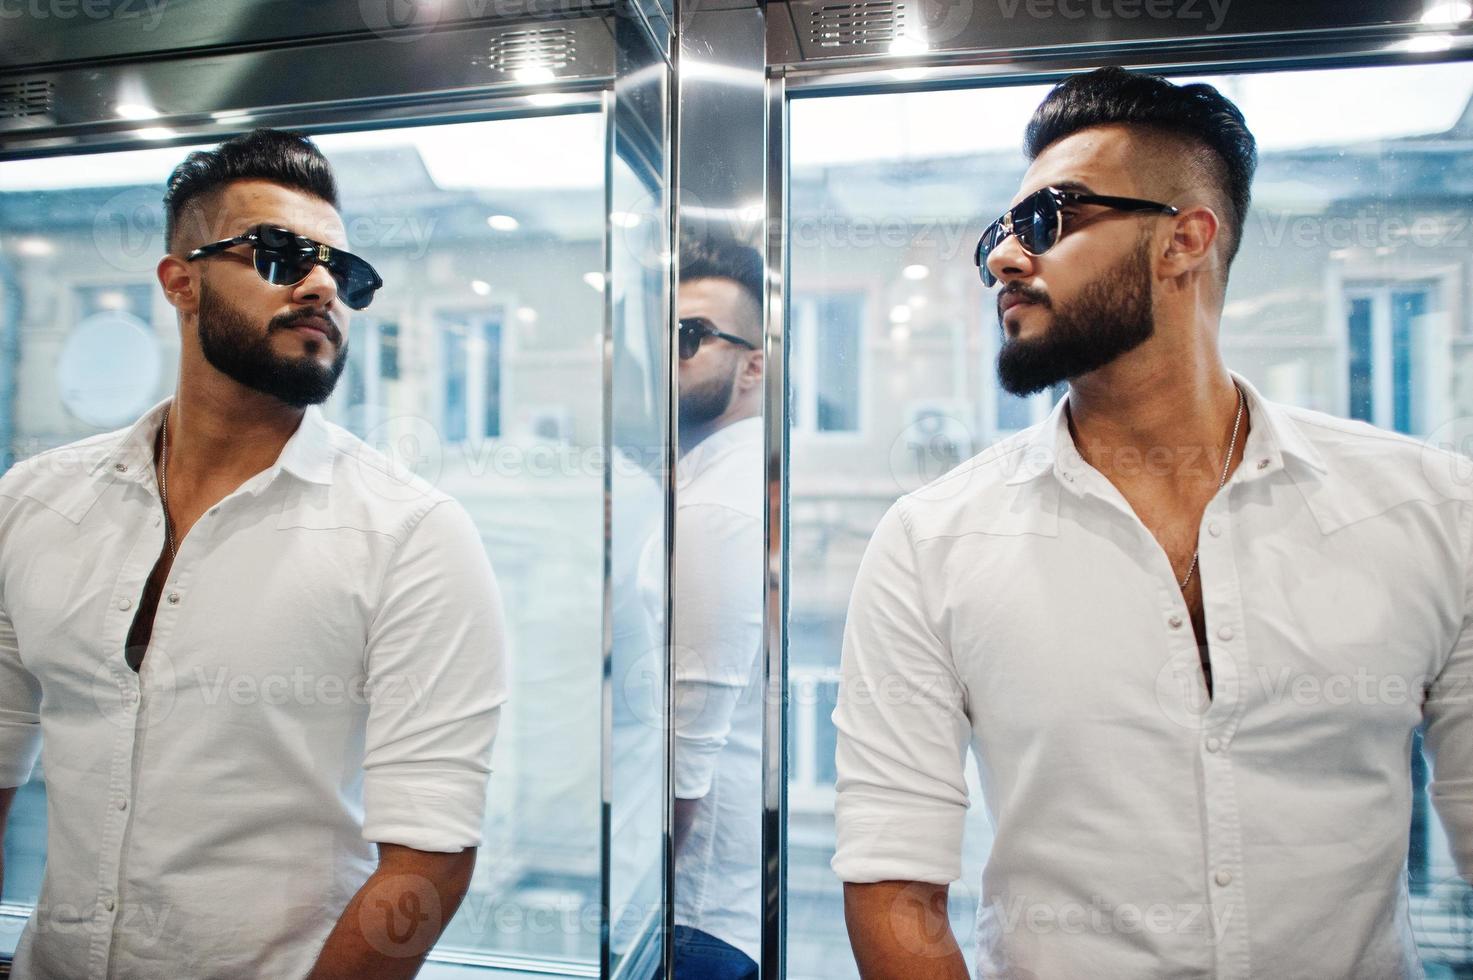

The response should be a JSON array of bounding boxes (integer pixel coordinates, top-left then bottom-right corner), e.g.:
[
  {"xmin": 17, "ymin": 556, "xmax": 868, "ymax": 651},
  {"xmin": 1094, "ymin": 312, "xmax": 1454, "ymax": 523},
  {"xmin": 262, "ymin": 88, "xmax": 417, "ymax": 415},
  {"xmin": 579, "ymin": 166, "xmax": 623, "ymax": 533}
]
[{"xmin": 1052, "ymin": 180, "xmax": 1096, "ymax": 195}]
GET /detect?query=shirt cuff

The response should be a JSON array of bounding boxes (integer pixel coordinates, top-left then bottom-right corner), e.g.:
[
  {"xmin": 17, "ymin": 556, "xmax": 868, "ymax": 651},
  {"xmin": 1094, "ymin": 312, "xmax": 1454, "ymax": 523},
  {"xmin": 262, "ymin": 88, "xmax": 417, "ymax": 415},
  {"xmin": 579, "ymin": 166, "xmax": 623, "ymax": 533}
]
[
  {"xmin": 363, "ymin": 765, "xmax": 490, "ymax": 853},
  {"xmin": 830, "ymin": 792, "xmax": 967, "ymax": 884},
  {"xmin": 0, "ymin": 722, "xmax": 41, "ymax": 788}
]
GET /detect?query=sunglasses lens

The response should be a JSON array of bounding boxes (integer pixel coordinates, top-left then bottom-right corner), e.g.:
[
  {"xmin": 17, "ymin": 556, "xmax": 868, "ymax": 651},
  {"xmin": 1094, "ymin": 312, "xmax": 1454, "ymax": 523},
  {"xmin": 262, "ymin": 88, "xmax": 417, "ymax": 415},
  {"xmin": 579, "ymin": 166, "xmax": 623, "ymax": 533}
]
[
  {"xmin": 1018, "ymin": 192, "xmax": 1059, "ymax": 254},
  {"xmin": 329, "ymin": 254, "xmax": 381, "ymax": 310},
  {"xmin": 254, "ymin": 248, "xmax": 314, "ymax": 287},
  {"xmin": 677, "ymin": 322, "xmax": 700, "ymax": 359},
  {"xmin": 977, "ymin": 223, "xmax": 1003, "ymax": 286}
]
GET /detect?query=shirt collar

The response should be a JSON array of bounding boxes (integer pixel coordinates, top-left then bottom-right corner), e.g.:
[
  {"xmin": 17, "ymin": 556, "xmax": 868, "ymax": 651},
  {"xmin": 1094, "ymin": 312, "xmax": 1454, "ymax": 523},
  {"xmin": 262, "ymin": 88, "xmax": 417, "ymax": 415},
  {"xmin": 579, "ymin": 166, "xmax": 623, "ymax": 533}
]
[
  {"xmin": 1003, "ymin": 369, "xmax": 1329, "ymax": 489},
  {"xmin": 92, "ymin": 397, "xmax": 337, "ymax": 488}
]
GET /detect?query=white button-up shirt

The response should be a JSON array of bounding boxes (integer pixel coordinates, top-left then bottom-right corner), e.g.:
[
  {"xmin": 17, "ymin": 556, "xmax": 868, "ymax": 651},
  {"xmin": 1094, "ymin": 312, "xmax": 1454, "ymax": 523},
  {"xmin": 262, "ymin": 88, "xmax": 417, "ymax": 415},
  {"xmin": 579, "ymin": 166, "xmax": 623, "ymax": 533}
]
[
  {"xmin": 832, "ymin": 372, "xmax": 1473, "ymax": 979},
  {"xmin": 648, "ymin": 416, "xmax": 765, "ymax": 965},
  {"xmin": 0, "ymin": 397, "xmax": 508, "ymax": 980}
]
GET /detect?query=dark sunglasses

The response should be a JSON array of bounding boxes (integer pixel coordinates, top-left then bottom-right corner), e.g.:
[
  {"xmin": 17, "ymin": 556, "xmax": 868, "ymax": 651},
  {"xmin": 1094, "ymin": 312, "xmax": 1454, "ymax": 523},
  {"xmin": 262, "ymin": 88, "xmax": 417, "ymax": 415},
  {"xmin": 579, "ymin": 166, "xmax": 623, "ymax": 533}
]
[
  {"xmin": 678, "ymin": 316, "xmax": 757, "ymax": 360},
  {"xmin": 186, "ymin": 223, "xmax": 384, "ymax": 310},
  {"xmin": 973, "ymin": 186, "xmax": 1180, "ymax": 287}
]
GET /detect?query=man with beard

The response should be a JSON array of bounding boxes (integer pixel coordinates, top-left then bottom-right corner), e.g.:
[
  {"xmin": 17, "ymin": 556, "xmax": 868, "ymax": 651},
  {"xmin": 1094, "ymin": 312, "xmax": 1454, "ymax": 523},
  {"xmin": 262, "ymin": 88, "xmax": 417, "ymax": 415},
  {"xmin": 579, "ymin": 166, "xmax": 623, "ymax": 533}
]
[
  {"xmin": 834, "ymin": 68, "xmax": 1471, "ymax": 979},
  {"xmin": 647, "ymin": 235, "xmax": 765, "ymax": 979},
  {"xmin": 0, "ymin": 129, "xmax": 507, "ymax": 979}
]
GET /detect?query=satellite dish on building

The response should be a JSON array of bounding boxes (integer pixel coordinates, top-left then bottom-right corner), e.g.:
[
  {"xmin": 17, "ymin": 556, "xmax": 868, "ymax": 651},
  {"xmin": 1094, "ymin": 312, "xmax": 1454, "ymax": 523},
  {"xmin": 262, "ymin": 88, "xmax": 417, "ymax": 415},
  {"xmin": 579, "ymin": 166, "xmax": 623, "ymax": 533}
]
[{"xmin": 57, "ymin": 311, "xmax": 162, "ymax": 428}]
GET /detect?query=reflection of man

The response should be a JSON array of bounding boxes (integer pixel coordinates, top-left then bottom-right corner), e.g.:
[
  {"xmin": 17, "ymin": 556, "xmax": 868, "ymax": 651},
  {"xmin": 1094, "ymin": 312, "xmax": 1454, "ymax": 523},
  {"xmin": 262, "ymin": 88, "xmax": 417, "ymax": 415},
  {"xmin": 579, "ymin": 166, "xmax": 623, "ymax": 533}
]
[
  {"xmin": 836, "ymin": 68, "xmax": 1472, "ymax": 979},
  {"xmin": 0, "ymin": 129, "xmax": 507, "ymax": 979},
  {"xmin": 651, "ymin": 236, "xmax": 765, "ymax": 980}
]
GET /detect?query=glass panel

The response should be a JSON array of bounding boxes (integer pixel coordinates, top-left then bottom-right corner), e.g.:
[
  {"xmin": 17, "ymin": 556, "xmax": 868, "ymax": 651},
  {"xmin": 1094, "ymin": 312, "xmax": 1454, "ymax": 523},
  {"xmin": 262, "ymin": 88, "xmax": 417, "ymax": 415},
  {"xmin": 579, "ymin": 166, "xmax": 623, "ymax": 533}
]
[
  {"xmin": 607, "ymin": 14, "xmax": 672, "ymax": 980},
  {"xmin": 786, "ymin": 60, "xmax": 1473, "ymax": 979},
  {"xmin": 0, "ymin": 111, "xmax": 608, "ymax": 970}
]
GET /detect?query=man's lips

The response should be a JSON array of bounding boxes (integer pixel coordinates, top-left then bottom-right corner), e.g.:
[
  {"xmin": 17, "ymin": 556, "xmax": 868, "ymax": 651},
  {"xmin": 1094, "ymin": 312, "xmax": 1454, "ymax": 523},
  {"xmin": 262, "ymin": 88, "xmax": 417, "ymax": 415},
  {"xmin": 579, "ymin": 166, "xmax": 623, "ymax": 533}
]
[
  {"xmin": 287, "ymin": 318, "xmax": 336, "ymax": 343},
  {"xmin": 998, "ymin": 291, "xmax": 1041, "ymax": 315}
]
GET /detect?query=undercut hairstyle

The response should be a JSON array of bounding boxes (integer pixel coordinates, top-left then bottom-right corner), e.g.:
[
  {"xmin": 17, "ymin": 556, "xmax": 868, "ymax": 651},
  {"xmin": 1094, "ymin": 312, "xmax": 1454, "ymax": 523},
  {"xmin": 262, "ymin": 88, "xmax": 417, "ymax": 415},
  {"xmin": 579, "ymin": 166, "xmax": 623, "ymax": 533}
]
[
  {"xmin": 679, "ymin": 234, "xmax": 765, "ymax": 337},
  {"xmin": 163, "ymin": 128, "xmax": 340, "ymax": 253},
  {"xmin": 1023, "ymin": 67, "xmax": 1258, "ymax": 269}
]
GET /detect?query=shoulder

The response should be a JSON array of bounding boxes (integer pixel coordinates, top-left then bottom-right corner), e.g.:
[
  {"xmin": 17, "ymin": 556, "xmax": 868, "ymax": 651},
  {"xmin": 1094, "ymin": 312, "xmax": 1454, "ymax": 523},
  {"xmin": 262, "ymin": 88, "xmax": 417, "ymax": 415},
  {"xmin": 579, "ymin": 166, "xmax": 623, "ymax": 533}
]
[
  {"xmin": 310, "ymin": 420, "xmax": 465, "ymax": 546},
  {"xmin": 1277, "ymin": 402, "xmax": 1473, "ymax": 505},
  {"xmin": 0, "ymin": 426, "xmax": 132, "ymax": 520},
  {"xmin": 890, "ymin": 425, "xmax": 1049, "ymax": 543}
]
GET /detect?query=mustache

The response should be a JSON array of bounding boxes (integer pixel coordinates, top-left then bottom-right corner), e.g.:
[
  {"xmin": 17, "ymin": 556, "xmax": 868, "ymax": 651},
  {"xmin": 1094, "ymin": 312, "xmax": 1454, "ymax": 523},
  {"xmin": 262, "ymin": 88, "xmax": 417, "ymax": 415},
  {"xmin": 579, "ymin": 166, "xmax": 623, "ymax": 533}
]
[
  {"xmin": 271, "ymin": 309, "xmax": 342, "ymax": 346},
  {"xmin": 998, "ymin": 283, "xmax": 1052, "ymax": 319}
]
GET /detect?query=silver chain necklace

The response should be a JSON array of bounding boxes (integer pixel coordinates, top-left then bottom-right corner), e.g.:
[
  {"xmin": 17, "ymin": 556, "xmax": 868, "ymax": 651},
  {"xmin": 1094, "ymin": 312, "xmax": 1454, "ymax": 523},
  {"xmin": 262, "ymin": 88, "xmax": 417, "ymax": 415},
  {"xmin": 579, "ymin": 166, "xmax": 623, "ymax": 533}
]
[
  {"xmin": 159, "ymin": 411, "xmax": 177, "ymax": 560},
  {"xmin": 1179, "ymin": 383, "xmax": 1244, "ymax": 591}
]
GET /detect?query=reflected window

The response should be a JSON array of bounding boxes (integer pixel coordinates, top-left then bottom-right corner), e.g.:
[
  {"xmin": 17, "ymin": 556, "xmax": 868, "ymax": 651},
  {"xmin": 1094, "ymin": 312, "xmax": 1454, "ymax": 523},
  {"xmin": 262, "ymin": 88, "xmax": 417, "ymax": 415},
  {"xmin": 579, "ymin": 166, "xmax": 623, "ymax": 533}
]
[
  {"xmin": 439, "ymin": 312, "xmax": 504, "ymax": 445},
  {"xmin": 792, "ymin": 292, "xmax": 864, "ymax": 435}
]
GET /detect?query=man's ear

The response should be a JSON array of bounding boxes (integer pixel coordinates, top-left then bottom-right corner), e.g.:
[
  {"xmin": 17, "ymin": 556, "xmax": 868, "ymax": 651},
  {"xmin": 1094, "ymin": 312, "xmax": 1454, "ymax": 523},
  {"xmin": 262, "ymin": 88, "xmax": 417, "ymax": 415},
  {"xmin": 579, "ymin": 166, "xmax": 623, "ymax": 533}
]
[
  {"xmin": 1160, "ymin": 205, "xmax": 1220, "ymax": 280},
  {"xmin": 736, "ymin": 347, "xmax": 764, "ymax": 392},
  {"xmin": 157, "ymin": 253, "xmax": 199, "ymax": 315}
]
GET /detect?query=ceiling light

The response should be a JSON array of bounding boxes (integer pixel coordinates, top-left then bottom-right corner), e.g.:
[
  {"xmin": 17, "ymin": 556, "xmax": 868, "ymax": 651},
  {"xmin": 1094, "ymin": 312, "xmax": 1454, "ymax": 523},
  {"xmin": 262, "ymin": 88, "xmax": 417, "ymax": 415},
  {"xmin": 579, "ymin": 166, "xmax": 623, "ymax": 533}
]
[
  {"xmin": 1421, "ymin": 1, "xmax": 1471, "ymax": 24},
  {"xmin": 1397, "ymin": 33, "xmax": 1455, "ymax": 52},
  {"xmin": 115, "ymin": 102, "xmax": 159, "ymax": 120}
]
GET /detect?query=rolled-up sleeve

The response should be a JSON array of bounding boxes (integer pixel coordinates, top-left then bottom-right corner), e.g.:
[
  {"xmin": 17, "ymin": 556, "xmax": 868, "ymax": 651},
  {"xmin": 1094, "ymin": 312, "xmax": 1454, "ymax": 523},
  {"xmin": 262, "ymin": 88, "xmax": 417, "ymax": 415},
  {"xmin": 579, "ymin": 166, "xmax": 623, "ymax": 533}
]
[
  {"xmin": 0, "ymin": 595, "xmax": 42, "ymax": 790},
  {"xmin": 831, "ymin": 500, "xmax": 971, "ymax": 885},
  {"xmin": 672, "ymin": 501, "xmax": 763, "ymax": 800},
  {"xmin": 0, "ymin": 487, "xmax": 42, "ymax": 790},
  {"xmin": 1425, "ymin": 501, "xmax": 1473, "ymax": 883},
  {"xmin": 362, "ymin": 498, "xmax": 508, "ymax": 853}
]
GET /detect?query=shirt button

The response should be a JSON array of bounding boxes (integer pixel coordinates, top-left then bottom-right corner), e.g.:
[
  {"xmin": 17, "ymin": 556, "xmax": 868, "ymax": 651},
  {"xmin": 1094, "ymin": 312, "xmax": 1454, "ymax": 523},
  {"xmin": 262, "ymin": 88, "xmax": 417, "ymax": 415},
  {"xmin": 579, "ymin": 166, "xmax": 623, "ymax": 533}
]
[
  {"xmin": 122, "ymin": 691, "xmax": 137, "ymax": 705},
  {"xmin": 1168, "ymin": 614, "xmax": 1184, "ymax": 630},
  {"xmin": 1214, "ymin": 870, "xmax": 1233, "ymax": 887},
  {"xmin": 1206, "ymin": 737, "xmax": 1223, "ymax": 752},
  {"xmin": 167, "ymin": 592, "xmax": 181, "ymax": 605},
  {"xmin": 1257, "ymin": 458, "xmax": 1270, "ymax": 470},
  {"xmin": 1218, "ymin": 625, "xmax": 1234, "ymax": 641},
  {"xmin": 118, "ymin": 598, "xmax": 132, "ymax": 611},
  {"xmin": 103, "ymin": 898, "xmax": 116, "ymax": 912},
  {"xmin": 1208, "ymin": 522, "xmax": 1222, "ymax": 537},
  {"xmin": 116, "ymin": 798, "xmax": 128, "ymax": 811},
  {"xmin": 114, "ymin": 462, "xmax": 127, "ymax": 473}
]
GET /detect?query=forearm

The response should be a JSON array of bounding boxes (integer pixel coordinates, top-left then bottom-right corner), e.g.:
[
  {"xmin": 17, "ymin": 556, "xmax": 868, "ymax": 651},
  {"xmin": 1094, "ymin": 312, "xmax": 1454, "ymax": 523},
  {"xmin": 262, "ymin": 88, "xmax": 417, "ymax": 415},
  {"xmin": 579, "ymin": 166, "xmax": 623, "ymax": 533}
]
[
  {"xmin": 844, "ymin": 880, "xmax": 970, "ymax": 980},
  {"xmin": 306, "ymin": 844, "xmax": 476, "ymax": 980},
  {"xmin": 673, "ymin": 796, "xmax": 700, "ymax": 856}
]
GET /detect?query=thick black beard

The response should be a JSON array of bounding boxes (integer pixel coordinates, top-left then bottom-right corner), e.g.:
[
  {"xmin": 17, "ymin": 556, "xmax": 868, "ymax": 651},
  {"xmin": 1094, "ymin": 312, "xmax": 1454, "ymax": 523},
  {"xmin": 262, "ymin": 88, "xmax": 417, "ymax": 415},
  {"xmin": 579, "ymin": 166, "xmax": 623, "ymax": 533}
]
[
  {"xmin": 678, "ymin": 357, "xmax": 738, "ymax": 432},
  {"xmin": 996, "ymin": 237, "xmax": 1156, "ymax": 397},
  {"xmin": 197, "ymin": 282, "xmax": 348, "ymax": 409}
]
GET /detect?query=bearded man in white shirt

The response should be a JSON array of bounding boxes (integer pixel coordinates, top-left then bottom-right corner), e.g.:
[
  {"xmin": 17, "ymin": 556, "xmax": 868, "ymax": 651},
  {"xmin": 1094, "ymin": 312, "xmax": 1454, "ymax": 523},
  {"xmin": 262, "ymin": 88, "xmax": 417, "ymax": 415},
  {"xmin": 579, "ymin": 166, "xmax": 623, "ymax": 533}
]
[
  {"xmin": 0, "ymin": 129, "xmax": 507, "ymax": 979},
  {"xmin": 835, "ymin": 67, "xmax": 1473, "ymax": 979},
  {"xmin": 648, "ymin": 235, "xmax": 766, "ymax": 980}
]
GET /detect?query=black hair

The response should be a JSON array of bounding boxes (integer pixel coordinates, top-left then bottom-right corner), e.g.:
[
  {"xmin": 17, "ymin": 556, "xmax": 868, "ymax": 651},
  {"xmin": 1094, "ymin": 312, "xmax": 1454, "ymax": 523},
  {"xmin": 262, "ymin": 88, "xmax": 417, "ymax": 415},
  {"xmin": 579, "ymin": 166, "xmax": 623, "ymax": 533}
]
[
  {"xmin": 1023, "ymin": 67, "xmax": 1258, "ymax": 266},
  {"xmin": 163, "ymin": 128, "xmax": 340, "ymax": 252},
  {"xmin": 679, "ymin": 233, "xmax": 765, "ymax": 331}
]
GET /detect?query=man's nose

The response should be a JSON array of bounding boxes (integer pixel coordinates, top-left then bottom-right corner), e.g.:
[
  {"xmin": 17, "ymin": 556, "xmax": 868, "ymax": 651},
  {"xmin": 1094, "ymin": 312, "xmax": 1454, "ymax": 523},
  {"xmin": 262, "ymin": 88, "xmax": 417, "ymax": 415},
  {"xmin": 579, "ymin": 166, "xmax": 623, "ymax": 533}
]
[
  {"xmin": 986, "ymin": 229, "xmax": 1035, "ymax": 285},
  {"xmin": 292, "ymin": 261, "xmax": 339, "ymax": 307}
]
